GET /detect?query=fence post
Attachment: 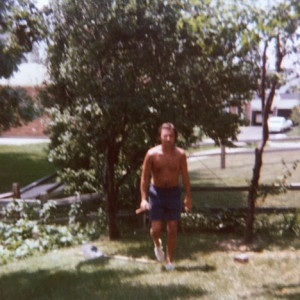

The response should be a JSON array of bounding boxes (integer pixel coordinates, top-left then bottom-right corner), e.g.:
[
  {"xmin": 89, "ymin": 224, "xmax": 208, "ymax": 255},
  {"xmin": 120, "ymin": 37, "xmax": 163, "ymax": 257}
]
[
  {"xmin": 40, "ymin": 191, "xmax": 48, "ymax": 205},
  {"xmin": 12, "ymin": 183, "xmax": 20, "ymax": 199},
  {"xmin": 221, "ymin": 144, "xmax": 226, "ymax": 169}
]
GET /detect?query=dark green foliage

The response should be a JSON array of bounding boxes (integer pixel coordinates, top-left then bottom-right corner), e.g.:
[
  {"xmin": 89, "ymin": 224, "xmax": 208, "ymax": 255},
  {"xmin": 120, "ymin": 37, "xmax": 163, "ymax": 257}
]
[
  {"xmin": 0, "ymin": 86, "xmax": 37, "ymax": 132},
  {"xmin": 43, "ymin": 0, "xmax": 256, "ymax": 238},
  {"xmin": 181, "ymin": 210, "xmax": 300, "ymax": 237},
  {"xmin": 0, "ymin": 0, "xmax": 45, "ymax": 133},
  {"xmin": 0, "ymin": 199, "xmax": 107, "ymax": 265}
]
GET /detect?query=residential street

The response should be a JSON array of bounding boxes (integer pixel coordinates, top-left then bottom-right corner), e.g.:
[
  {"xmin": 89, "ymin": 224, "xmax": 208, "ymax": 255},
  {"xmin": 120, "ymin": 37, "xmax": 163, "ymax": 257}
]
[
  {"xmin": 0, "ymin": 137, "xmax": 49, "ymax": 145},
  {"xmin": 237, "ymin": 126, "xmax": 291, "ymax": 141},
  {"xmin": 0, "ymin": 126, "xmax": 298, "ymax": 145}
]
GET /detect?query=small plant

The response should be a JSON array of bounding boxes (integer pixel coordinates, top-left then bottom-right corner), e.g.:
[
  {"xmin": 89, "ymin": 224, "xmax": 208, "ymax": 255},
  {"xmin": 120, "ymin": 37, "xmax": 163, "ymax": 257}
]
[
  {"xmin": 68, "ymin": 195, "xmax": 84, "ymax": 225},
  {"xmin": 1, "ymin": 199, "xmax": 40, "ymax": 221},
  {"xmin": 39, "ymin": 201, "xmax": 57, "ymax": 223},
  {"xmin": 0, "ymin": 198, "xmax": 108, "ymax": 265},
  {"xmin": 181, "ymin": 209, "xmax": 246, "ymax": 233},
  {"xmin": 254, "ymin": 211, "xmax": 300, "ymax": 237},
  {"xmin": 258, "ymin": 159, "xmax": 300, "ymax": 202}
]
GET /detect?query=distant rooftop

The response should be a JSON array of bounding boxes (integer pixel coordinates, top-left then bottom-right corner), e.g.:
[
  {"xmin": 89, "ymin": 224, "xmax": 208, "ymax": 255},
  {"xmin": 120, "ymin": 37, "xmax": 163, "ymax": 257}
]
[{"xmin": 280, "ymin": 93, "xmax": 300, "ymax": 100}]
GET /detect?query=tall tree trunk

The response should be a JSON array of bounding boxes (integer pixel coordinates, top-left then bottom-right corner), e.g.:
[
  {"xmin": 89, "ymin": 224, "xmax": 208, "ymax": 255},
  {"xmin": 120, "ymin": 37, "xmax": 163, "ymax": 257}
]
[
  {"xmin": 244, "ymin": 37, "xmax": 283, "ymax": 243},
  {"xmin": 106, "ymin": 187, "xmax": 120, "ymax": 240},
  {"xmin": 244, "ymin": 80, "xmax": 278, "ymax": 243},
  {"xmin": 103, "ymin": 147, "xmax": 120, "ymax": 240},
  {"xmin": 245, "ymin": 148, "xmax": 263, "ymax": 243}
]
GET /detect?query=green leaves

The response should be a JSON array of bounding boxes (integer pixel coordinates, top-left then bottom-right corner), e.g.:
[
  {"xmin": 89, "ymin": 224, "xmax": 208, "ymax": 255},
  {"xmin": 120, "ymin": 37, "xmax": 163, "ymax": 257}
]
[
  {"xmin": 42, "ymin": 1, "xmax": 269, "ymax": 237},
  {"xmin": 0, "ymin": 86, "xmax": 38, "ymax": 133},
  {"xmin": 0, "ymin": 1, "xmax": 44, "ymax": 132},
  {"xmin": 0, "ymin": 200, "xmax": 107, "ymax": 265}
]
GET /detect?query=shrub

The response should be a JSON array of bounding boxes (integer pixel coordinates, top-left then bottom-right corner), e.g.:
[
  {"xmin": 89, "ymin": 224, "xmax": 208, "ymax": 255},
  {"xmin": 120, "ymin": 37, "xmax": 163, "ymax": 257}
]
[
  {"xmin": 0, "ymin": 200, "xmax": 108, "ymax": 265},
  {"xmin": 180, "ymin": 209, "xmax": 300, "ymax": 237}
]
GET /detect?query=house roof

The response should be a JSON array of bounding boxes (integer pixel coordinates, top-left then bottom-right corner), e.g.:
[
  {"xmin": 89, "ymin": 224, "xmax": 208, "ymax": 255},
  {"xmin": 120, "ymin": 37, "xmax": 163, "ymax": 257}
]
[
  {"xmin": 251, "ymin": 91, "xmax": 300, "ymax": 111},
  {"xmin": 0, "ymin": 62, "xmax": 48, "ymax": 87},
  {"xmin": 279, "ymin": 93, "xmax": 299, "ymax": 100}
]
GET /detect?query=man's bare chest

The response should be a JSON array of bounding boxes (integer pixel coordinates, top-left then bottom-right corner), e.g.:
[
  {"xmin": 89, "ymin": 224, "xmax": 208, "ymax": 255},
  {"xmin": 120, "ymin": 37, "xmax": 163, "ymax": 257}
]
[{"xmin": 152, "ymin": 154, "xmax": 180, "ymax": 172}]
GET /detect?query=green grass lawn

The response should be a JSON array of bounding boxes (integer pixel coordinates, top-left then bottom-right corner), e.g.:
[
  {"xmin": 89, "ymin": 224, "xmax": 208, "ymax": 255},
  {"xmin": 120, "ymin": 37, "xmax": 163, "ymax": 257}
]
[
  {"xmin": 0, "ymin": 232, "xmax": 299, "ymax": 300},
  {"xmin": 0, "ymin": 144, "xmax": 55, "ymax": 193},
  {"xmin": 1, "ymin": 142, "xmax": 299, "ymax": 207},
  {"xmin": 189, "ymin": 148, "xmax": 300, "ymax": 209},
  {"xmin": 1, "ymin": 144, "xmax": 300, "ymax": 299}
]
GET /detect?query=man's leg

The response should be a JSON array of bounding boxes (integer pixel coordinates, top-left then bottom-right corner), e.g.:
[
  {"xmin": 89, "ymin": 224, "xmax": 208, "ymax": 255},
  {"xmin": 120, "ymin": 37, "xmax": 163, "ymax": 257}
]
[
  {"xmin": 166, "ymin": 220, "xmax": 178, "ymax": 263},
  {"xmin": 151, "ymin": 221, "xmax": 165, "ymax": 262},
  {"xmin": 150, "ymin": 221, "xmax": 163, "ymax": 247}
]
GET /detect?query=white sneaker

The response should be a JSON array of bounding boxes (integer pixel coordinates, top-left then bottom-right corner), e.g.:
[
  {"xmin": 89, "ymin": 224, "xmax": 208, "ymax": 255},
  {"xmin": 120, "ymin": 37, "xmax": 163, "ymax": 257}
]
[
  {"xmin": 165, "ymin": 263, "xmax": 175, "ymax": 271},
  {"xmin": 154, "ymin": 240, "xmax": 165, "ymax": 262}
]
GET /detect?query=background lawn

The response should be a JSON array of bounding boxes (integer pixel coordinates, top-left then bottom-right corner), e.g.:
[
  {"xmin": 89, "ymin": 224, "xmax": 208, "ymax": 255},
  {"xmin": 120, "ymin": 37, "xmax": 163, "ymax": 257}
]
[
  {"xmin": 0, "ymin": 144, "xmax": 55, "ymax": 193},
  {"xmin": 188, "ymin": 148, "xmax": 300, "ymax": 209},
  {"xmin": 0, "ymin": 143, "xmax": 300, "ymax": 299},
  {"xmin": 1, "ymin": 143, "xmax": 300, "ymax": 209}
]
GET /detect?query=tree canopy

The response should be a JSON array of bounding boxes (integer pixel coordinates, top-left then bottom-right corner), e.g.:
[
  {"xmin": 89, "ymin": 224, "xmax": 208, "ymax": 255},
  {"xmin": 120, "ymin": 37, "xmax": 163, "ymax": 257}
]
[
  {"xmin": 0, "ymin": 0, "xmax": 44, "ymax": 133},
  {"xmin": 43, "ymin": 0, "xmax": 257, "ymax": 238}
]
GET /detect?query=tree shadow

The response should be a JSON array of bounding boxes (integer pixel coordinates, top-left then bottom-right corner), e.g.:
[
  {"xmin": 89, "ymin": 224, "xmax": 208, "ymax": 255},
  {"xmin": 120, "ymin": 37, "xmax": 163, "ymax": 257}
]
[
  {"xmin": 240, "ymin": 283, "xmax": 300, "ymax": 299},
  {"xmin": 122, "ymin": 231, "xmax": 300, "ymax": 262},
  {"xmin": 0, "ymin": 267, "xmax": 209, "ymax": 300},
  {"xmin": 175, "ymin": 264, "xmax": 216, "ymax": 272}
]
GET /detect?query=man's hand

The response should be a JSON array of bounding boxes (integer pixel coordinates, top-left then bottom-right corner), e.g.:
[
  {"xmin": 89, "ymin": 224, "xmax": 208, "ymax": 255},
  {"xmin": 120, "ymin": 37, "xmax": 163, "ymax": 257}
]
[
  {"xmin": 184, "ymin": 197, "xmax": 192, "ymax": 212},
  {"xmin": 140, "ymin": 199, "xmax": 149, "ymax": 211}
]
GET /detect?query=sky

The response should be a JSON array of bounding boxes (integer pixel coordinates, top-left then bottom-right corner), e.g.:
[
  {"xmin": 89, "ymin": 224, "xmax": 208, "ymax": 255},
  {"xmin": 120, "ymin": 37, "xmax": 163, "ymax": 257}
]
[
  {"xmin": 0, "ymin": 0, "xmax": 297, "ymax": 86},
  {"xmin": 35, "ymin": 0, "xmax": 277, "ymax": 9},
  {"xmin": 35, "ymin": 0, "xmax": 49, "ymax": 9}
]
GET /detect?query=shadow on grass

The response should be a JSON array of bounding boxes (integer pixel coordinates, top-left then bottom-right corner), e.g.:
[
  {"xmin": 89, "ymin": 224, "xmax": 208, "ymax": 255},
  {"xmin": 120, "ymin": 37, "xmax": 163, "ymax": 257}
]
[
  {"xmin": 175, "ymin": 264, "xmax": 216, "ymax": 272},
  {"xmin": 116, "ymin": 232, "xmax": 228, "ymax": 263},
  {"xmin": 0, "ymin": 267, "xmax": 208, "ymax": 300},
  {"xmin": 121, "ymin": 231, "xmax": 300, "ymax": 262},
  {"xmin": 240, "ymin": 283, "xmax": 300, "ymax": 299},
  {"xmin": 266, "ymin": 283, "xmax": 300, "ymax": 300}
]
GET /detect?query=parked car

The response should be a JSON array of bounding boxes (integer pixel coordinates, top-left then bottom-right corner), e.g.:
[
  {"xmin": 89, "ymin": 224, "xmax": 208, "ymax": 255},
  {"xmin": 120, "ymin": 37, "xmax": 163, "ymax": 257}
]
[{"xmin": 268, "ymin": 116, "xmax": 293, "ymax": 133}]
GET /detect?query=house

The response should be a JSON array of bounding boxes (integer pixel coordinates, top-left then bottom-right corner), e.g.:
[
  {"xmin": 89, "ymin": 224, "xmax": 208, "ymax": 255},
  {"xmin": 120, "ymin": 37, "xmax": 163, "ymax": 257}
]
[
  {"xmin": 0, "ymin": 57, "xmax": 49, "ymax": 137},
  {"xmin": 245, "ymin": 71, "xmax": 300, "ymax": 125},
  {"xmin": 250, "ymin": 92, "xmax": 300, "ymax": 125}
]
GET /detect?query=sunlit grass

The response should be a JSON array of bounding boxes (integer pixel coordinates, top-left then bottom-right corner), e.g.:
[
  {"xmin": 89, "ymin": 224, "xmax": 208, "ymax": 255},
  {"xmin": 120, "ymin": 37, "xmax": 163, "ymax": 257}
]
[
  {"xmin": 0, "ymin": 233, "xmax": 299, "ymax": 300},
  {"xmin": 1, "ymin": 143, "xmax": 300, "ymax": 299},
  {"xmin": 189, "ymin": 149, "xmax": 300, "ymax": 208},
  {"xmin": 0, "ymin": 144, "xmax": 55, "ymax": 193}
]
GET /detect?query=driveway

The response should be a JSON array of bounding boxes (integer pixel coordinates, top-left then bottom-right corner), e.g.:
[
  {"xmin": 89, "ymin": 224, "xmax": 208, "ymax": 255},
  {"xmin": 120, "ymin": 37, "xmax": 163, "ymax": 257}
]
[
  {"xmin": 0, "ymin": 126, "xmax": 297, "ymax": 145},
  {"xmin": 237, "ymin": 126, "xmax": 293, "ymax": 141},
  {"xmin": 0, "ymin": 137, "xmax": 50, "ymax": 145}
]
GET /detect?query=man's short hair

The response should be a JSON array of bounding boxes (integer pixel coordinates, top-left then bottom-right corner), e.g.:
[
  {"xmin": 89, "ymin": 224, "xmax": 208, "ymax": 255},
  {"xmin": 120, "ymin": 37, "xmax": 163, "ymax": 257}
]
[{"xmin": 159, "ymin": 122, "xmax": 178, "ymax": 141}]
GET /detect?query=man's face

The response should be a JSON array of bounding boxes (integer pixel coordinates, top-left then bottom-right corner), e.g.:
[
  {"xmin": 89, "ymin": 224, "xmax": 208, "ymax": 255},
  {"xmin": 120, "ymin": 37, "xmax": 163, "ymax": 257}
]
[{"xmin": 160, "ymin": 128, "xmax": 175, "ymax": 146}]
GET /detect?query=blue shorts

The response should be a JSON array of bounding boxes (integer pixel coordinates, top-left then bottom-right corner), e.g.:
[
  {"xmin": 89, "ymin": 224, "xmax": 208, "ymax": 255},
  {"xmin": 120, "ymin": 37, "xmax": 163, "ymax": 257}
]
[{"xmin": 149, "ymin": 185, "xmax": 182, "ymax": 221}]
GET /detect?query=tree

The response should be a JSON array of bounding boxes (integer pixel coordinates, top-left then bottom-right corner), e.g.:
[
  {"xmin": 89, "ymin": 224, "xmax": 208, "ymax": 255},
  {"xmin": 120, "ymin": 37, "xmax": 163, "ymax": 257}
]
[
  {"xmin": 244, "ymin": 0, "xmax": 300, "ymax": 243},
  {"xmin": 0, "ymin": 0, "xmax": 44, "ymax": 133},
  {"xmin": 43, "ymin": 0, "xmax": 256, "ymax": 239}
]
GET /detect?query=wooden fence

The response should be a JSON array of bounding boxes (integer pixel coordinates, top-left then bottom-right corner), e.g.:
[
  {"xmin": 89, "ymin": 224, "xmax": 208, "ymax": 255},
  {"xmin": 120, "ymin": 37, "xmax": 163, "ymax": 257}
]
[
  {"xmin": 190, "ymin": 185, "xmax": 300, "ymax": 215},
  {"xmin": 1, "ymin": 136, "xmax": 300, "ymax": 223},
  {"xmin": 1, "ymin": 185, "xmax": 299, "ymax": 226}
]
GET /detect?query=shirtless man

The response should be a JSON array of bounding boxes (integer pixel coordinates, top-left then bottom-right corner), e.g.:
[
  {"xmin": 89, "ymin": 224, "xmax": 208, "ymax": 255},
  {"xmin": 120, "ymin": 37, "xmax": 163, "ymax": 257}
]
[{"xmin": 139, "ymin": 122, "xmax": 192, "ymax": 270}]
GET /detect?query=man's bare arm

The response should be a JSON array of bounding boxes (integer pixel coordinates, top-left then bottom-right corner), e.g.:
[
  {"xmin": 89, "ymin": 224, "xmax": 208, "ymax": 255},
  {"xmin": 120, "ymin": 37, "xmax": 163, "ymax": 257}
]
[
  {"xmin": 139, "ymin": 151, "xmax": 152, "ymax": 210},
  {"xmin": 180, "ymin": 151, "xmax": 192, "ymax": 212}
]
